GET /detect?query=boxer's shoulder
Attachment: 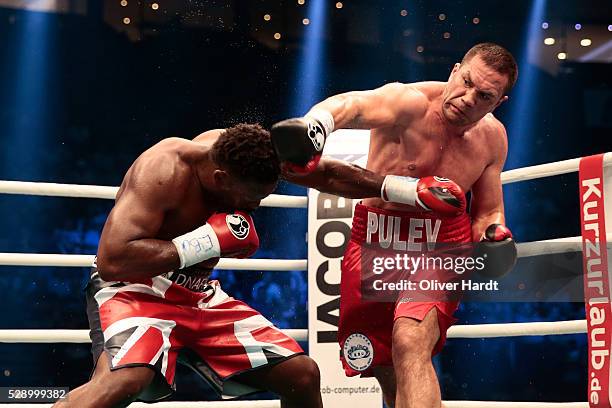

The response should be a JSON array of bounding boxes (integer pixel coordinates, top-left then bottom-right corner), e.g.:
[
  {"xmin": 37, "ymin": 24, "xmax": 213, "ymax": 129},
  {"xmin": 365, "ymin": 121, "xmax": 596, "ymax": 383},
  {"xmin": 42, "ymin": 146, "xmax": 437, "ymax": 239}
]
[
  {"xmin": 127, "ymin": 142, "xmax": 194, "ymax": 198},
  {"xmin": 474, "ymin": 114, "xmax": 508, "ymax": 162},
  {"xmin": 474, "ymin": 114, "xmax": 507, "ymax": 142},
  {"xmin": 381, "ymin": 82, "xmax": 431, "ymax": 120}
]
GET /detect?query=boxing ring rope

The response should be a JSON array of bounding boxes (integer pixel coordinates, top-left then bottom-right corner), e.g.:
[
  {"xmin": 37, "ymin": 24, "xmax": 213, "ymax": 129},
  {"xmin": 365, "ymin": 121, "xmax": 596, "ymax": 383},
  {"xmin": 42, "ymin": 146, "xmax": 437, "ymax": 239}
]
[
  {"xmin": 1, "ymin": 152, "xmax": 608, "ymax": 408},
  {"xmin": 1, "ymin": 232, "xmax": 608, "ymax": 269},
  {"xmin": 0, "ymin": 180, "xmax": 308, "ymax": 208},
  {"xmin": 0, "ymin": 320, "xmax": 586, "ymax": 344},
  {"xmin": 0, "ymin": 253, "xmax": 307, "ymax": 271}
]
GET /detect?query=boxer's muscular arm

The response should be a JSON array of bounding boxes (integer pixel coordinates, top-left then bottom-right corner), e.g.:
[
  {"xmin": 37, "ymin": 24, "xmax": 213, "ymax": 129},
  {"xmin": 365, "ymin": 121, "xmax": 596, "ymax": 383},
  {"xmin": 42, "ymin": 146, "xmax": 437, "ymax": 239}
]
[
  {"xmin": 282, "ymin": 157, "xmax": 384, "ymax": 198},
  {"xmin": 312, "ymin": 82, "xmax": 424, "ymax": 129},
  {"xmin": 96, "ymin": 154, "xmax": 188, "ymax": 281},
  {"xmin": 470, "ymin": 124, "xmax": 508, "ymax": 240}
]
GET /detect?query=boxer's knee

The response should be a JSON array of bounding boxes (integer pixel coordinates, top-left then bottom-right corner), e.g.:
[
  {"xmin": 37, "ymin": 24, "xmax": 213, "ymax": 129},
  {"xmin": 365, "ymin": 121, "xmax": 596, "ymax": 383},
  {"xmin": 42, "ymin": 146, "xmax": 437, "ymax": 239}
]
[
  {"xmin": 392, "ymin": 313, "xmax": 440, "ymax": 367},
  {"xmin": 284, "ymin": 355, "xmax": 321, "ymax": 396}
]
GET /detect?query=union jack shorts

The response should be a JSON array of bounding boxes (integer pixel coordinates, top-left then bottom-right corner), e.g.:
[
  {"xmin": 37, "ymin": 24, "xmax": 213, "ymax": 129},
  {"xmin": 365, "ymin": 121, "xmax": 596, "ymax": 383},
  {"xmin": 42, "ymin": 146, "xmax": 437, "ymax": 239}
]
[{"xmin": 86, "ymin": 268, "xmax": 303, "ymax": 402}]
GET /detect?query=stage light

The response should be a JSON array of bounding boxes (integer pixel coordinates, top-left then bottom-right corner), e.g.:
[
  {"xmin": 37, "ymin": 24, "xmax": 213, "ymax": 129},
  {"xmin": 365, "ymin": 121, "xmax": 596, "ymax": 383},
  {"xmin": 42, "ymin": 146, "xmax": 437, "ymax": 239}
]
[
  {"xmin": 472, "ymin": 17, "xmax": 480, "ymax": 24},
  {"xmin": 557, "ymin": 52, "xmax": 567, "ymax": 60},
  {"xmin": 264, "ymin": 14, "xmax": 271, "ymax": 21},
  {"xmin": 400, "ymin": 9, "xmax": 408, "ymax": 17},
  {"xmin": 438, "ymin": 13, "xmax": 446, "ymax": 21},
  {"xmin": 302, "ymin": 18, "xmax": 310, "ymax": 25},
  {"xmin": 580, "ymin": 38, "xmax": 591, "ymax": 47},
  {"xmin": 574, "ymin": 23, "xmax": 581, "ymax": 30},
  {"xmin": 274, "ymin": 32, "xmax": 281, "ymax": 40},
  {"xmin": 541, "ymin": 21, "xmax": 548, "ymax": 29},
  {"xmin": 123, "ymin": 17, "xmax": 130, "ymax": 24},
  {"xmin": 416, "ymin": 45, "xmax": 424, "ymax": 53},
  {"xmin": 543, "ymin": 37, "xmax": 555, "ymax": 45}
]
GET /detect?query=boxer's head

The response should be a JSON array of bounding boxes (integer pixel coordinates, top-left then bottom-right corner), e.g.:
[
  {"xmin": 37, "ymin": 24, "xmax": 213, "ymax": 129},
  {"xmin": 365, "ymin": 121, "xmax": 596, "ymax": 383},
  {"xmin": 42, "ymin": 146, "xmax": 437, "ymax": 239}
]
[
  {"xmin": 210, "ymin": 123, "xmax": 280, "ymax": 211},
  {"xmin": 442, "ymin": 42, "xmax": 517, "ymax": 126}
]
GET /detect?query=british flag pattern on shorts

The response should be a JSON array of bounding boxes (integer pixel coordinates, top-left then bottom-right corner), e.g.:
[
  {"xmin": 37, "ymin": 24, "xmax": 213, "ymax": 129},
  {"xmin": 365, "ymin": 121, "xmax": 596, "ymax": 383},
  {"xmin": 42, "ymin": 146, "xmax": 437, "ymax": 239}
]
[{"xmin": 86, "ymin": 263, "xmax": 303, "ymax": 402}]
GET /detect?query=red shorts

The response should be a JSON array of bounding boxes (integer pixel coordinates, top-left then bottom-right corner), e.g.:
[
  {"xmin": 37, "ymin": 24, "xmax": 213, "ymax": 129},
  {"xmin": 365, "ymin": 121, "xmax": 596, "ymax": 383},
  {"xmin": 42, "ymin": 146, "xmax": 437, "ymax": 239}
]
[
  {"xmin": 86, "ymin": 271, "xmax": 303, "ymax": 401},
  {"xmin": 338, "ymin": 203, "xmax": 472, "ymax": 377}
]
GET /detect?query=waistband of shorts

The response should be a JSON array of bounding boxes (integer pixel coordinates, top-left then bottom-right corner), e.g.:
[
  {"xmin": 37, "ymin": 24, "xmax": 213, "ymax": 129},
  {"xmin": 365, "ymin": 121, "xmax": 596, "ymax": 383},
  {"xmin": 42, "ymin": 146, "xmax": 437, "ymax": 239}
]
[{"xmin": 350, "ymin": 203, "xmax": 472, "ymax": 244}]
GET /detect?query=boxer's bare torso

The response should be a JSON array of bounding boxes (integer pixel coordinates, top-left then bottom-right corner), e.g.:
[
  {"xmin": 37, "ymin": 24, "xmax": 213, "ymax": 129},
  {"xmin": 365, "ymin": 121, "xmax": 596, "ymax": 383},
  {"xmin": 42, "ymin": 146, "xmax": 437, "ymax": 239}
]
[
  {"xmin": 97, "ymin": 130, "xmax": 272, "ymax": 284},
  {"xmin": 362, "ymin": 81, "xmax": 507, "ymax": 211}
]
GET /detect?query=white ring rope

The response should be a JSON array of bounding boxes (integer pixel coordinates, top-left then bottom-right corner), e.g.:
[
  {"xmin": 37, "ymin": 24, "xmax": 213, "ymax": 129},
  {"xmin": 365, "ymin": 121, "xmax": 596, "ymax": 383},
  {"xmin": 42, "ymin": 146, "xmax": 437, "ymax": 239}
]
[
  {"xmin": 0, "ymin": 180, "xmax": 307, "ymax": 208},
  {"xmin": 0, "ymin": 401, "xmax": 588, "ymax": 408},
  {"xmin": 0, "ymin": 254, "xmax": 307, "ymax": 270},
  {"xmin": 0, "ymin": 320, "xmax": 585, "ymax": 344},
  {"xmin": 447, "ymin": 319, "xmax": 586, "ymax": 338},
  {"xmin": 1, "ymin": 232, "xmax": 606, "ymax": 269},
  {"xmin": 501, "ymin": 152, "xmax": 611, "ymax": 184}
]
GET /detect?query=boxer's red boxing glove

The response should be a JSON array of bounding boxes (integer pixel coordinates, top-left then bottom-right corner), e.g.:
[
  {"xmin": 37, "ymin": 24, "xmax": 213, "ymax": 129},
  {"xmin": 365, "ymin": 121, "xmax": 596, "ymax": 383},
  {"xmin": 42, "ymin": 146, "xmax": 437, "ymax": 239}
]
[
  {"xmin": 381, "ymin": 175, "xmax": 466, "ymax": 216},
  {"xmin": 207, "ymin": 212, "xmax": 259, "ymax": 258},
  {"xmin": 483, "ymin": 223, "xmax": 513, "ymax": 242},
  {"xmin": 271, "ymin": 109, "xmax": 334, "ymax": 174},
  {"xmin": 476, "ymin": 224, "xmax": 517, "ymax": 278},
  {"xmin": 172, "ymin": 211, "xmax": 259, "ymax": 269},
  {"xmin": 282, "ymin": 154, "xmax": 322, "ymax": 175}
]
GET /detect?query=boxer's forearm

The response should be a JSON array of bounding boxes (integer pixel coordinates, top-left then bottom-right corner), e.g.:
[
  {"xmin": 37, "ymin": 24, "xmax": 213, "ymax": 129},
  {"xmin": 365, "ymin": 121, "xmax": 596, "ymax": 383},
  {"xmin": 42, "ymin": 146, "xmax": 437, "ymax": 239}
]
[
  {"xmin": 97, "ymin": 239, "xmax": 180, "ymax": 281},
  {"xmin": 284, "ymin": 159, "xmax": 383, "ymax": 198}
]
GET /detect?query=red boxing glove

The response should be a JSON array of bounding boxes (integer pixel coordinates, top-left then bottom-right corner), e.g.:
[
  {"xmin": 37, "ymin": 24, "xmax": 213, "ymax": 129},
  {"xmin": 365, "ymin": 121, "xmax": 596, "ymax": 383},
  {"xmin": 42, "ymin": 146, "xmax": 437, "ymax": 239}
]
[
  {"xmin": 207, "ymin": 212, "xmax": 259, "ymax": 258},
  {"xmin": 476, "ymin": 223, "xmax": 517, "ymax": 278},
  {"xmin": 482, "ymin": 223, "xmax": 513, "ymax": 242},
  {"xmin": 282, "ymin": 154, "xmax": 322, "ymax": 175},
  {"xmin": 381, "ymin": 175, "xmax": 467, "ymax": 216},
  {"xmin": 172, "ymin": 211, "xmax": 259, "ymax": 269}
]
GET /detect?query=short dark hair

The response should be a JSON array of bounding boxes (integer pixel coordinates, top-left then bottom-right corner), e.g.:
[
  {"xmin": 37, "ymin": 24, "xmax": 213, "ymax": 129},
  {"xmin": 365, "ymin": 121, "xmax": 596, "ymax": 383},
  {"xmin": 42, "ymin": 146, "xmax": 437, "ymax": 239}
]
[
  {"xmin": 211, "ymin": 123, "xmax": 280, "ymax": 184},
  {"xmin": 461, "ymin": 42, "xmax": 518, "ymax": 95}
]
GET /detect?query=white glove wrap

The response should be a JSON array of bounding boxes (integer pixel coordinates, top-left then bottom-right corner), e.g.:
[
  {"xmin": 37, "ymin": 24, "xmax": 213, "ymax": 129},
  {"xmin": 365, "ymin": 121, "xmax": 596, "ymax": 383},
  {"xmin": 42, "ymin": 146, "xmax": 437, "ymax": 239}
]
[
  {"xmin": 305, "ymin": 108, "xmax": 335, "ymax": 136},
  {"xmin": 172, "ymin": 224, "xmax": 221, "ymax": 269},
  {"xmin": 381, "ymin": 175, "xmax": 427, "ymax": 209}
]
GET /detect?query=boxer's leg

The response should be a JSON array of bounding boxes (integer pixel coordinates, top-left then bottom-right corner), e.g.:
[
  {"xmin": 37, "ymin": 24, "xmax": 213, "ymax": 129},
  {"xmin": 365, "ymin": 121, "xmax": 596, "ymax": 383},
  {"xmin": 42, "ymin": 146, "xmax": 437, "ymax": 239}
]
[
  {"xmin": 373, "ymin": 366, "xmax": 397, "ymax": 408},
  {"xmin": 392, "ymin": 308, "xmax": 441, "ymax": 408},
  {"xmin": 236, "ymin": 354, "xmax": 322, "ymax": 408},
  {"xmin": 52, "ymin": 353, "xmax": 155, "ymax": 408}
]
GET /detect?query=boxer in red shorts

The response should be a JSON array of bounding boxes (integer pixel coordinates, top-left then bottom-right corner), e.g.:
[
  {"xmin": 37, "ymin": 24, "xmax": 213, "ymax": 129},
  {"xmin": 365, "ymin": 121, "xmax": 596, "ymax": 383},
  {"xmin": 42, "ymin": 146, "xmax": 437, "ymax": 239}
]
[
  {"xmin": 54, "ymin": 124, "xmax": 326, "ymax": 408},
  {"xmin": 273, "ymin": 43, "xmax": 519, "ymax": 407}
]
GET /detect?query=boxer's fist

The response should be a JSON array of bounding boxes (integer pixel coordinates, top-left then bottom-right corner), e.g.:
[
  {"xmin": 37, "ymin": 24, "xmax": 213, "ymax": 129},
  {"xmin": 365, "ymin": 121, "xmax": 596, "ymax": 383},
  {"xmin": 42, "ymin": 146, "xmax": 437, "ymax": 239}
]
[
  {"xmin": 476, "ymin": 224, "xmax": 517, "ymax": 278},
  {"xmin": 271, "ymin": 109, "xmax": 334, "ymax": 174},
  {"xmin": 207, "ymin": 212, "xmax": 259, "ymax": 258},
  {"xmin": 381, "ymin": 175, "xmax": 466, "ymax": 216},
  {"xmin": 172, "ymin": 211, "xmax": 259, "ymax": 269}
]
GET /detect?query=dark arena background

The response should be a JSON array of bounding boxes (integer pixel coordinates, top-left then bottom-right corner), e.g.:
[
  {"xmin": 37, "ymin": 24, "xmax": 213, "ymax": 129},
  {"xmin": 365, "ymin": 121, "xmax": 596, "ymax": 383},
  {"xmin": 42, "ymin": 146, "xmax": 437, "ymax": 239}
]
[{"xmin": 0, "ymin": 0, "xmax": 610, "ymax": 406}]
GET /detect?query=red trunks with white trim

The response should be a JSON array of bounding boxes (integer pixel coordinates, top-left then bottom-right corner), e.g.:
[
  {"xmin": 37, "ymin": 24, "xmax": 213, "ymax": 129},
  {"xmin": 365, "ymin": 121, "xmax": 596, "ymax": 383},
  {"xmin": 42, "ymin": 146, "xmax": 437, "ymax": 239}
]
[{"xmin": 338, "ymin": 203, "xmax": 472, "ymax": 377}]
